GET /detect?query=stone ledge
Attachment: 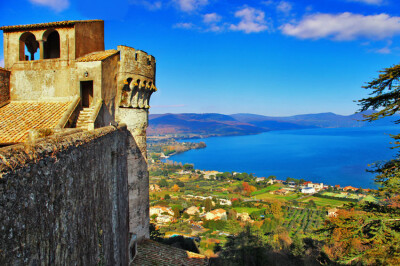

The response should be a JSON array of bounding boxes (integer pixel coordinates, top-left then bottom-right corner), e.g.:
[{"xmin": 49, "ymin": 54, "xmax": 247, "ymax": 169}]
[{"xmin": 0, "ymin": 124, "xmax": 127, "ymax": 174}]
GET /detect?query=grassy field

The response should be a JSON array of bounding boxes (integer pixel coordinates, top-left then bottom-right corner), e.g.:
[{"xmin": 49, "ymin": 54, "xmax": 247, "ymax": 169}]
[
  {"xmin": 300, "ymin": 196, "xmax": 346, "ymax": 207},
  {"xmin": 233, "ymin": 207, "xmax": 261, "ymax": 214},
  {"xmin": 362, "ymin": 195, "xmax": 378, "ymax": 203},
  {"xmin": 251, "ymin": 184, "xmax": 283, "ymax": 196},
  {"xmin": 253, "ymin": 192, "xmax": 301, "ymax": 201}
]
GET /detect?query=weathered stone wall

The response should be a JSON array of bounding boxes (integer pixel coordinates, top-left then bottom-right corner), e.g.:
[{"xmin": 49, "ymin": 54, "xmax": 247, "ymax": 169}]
[
  {"xmin": 74, "ymin": 21, "xmax": 104, "ymax": 59},
  {"xmin": 10, "ymin": 60, "xmax": 78, "ymax": 100},
  {"xmin": 117, "ymin": 108, "xmax": 150, "ymax": 240},
  {"xmin": 0, "ymin": 126, "xmax": 130, "ymax": 265},
  {"xmin": 0, "ymin": 68, "xmax": 10, "ymax": 105}
]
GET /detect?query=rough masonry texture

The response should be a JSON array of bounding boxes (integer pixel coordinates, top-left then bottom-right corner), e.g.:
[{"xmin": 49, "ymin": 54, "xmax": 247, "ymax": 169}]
[
  {"xmin": 0, "ymin": 126, "xmax": 129, "ymax": 265},
  {"xmin": 0, "ymin": 68, "xmax": 10, "ymax": 105}
]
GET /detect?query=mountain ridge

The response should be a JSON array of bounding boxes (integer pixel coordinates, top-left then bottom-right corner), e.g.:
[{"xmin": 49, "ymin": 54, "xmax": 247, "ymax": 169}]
[{"xmin": 148, "ymin": 111, "xmax": 396, "ymax": 137}]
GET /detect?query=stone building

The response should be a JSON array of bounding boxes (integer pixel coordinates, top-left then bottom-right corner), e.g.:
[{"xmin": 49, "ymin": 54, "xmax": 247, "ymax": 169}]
[{"xmin": 0, "ymin": 20, "xmax": 185, "ymax": 265}]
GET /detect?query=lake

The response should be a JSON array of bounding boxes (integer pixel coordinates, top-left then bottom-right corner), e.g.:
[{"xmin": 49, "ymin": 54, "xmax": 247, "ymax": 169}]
[{"xmin": 166, "ymin": 126, "xmax": 399, "ymax": 189}]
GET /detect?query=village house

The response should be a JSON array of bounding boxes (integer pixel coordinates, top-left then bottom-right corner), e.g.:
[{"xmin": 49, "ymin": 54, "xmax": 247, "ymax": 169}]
[
  {"xmin": 205, "ymin": 209, "xmax": 227, "ymax": 221},
  {"xmin": 185, "ymin": 206, "xmax": 201, "ymax": 216},
  {"xmin": 237, "ymin": 212, "xmax": 252, "ymax": 222},
  {"xmin": 255, "ymin": 177, "xmax": 266, "ymax": 182},
  {"xmin": 301, "ymin": 187, "xmax": 316, "ymax": 194},
  {"xmin": 150, "ymin": 206, "xmax": 174, "ymax": 217},
  {"xmin": 202, "ymin": 170, "xmax": 222, "ymax": 179},
  {"xmin": 150, "ymin": 184, "xmax": 161, "ymax": 192},
  {"xmin": 343, "ymin": 186, "xmax": 359, "ymax": 192},
  {"xmin": 156, "ymin": 215, "xmax": 174, "ymax": 224}
]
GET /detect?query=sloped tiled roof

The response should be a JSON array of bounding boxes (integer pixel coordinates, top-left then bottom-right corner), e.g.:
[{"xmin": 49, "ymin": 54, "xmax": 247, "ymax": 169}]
[
  {"xmin": 0, "ymin": 101, "xmax": 72, "ymax": 144},
  {"xmin": 76, "ymin": 50, "xmax": 119, "ymax": 62},
  {"xmin": 133, "ymin": 239, "xmax": 208, "ymax": 266},
  {"xmin": 0, "ymin": 67, "xmax": 9, "ymax": 72},
  {"xmin": 0, "ymin": 20, "xmax": 103, "ymax": 31}
]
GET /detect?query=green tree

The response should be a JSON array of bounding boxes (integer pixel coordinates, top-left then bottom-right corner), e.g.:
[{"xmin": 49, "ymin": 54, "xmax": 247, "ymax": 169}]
[
  {"xmin": 164, "ymin": 194, "xmax": 171, "ymax": 200},
  {"xmin": 319, "ymin": 63, "xmax": 400, "ymax": 265},
  {"xmin": 219, "ymin": 226, "xmax": 271, "ymax": 266},
  {"xmin": 204, "ymin": 198, "xmax": 213, "ymax": 212},
  {"xmin": 176, "ymin": 181, "xmax": 185, "ymax": 187},
  {"xmin": 159, "ymin": 178, "xmax": 168, "ymax": 188},
  {"xmin": 290, "ymin": 235, "xmax": 305, "ymax": 257},
  {"xmin": 149, "ymin": 223, "xmax": 164, "ymax": 242}
]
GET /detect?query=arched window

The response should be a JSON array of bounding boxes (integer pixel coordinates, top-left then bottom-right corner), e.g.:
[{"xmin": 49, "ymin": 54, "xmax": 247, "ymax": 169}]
[
  {"xmin": 43, "ymin": 30, "xmax": 60, "ymax": 59},
  {"xmin": 19, "ymin": 32, "xmax": 39, "ymax": 61}
]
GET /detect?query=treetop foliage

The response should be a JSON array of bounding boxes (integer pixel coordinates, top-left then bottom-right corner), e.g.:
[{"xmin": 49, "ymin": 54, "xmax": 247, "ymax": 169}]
[{"xmin": 359, "ymin": 64, "xmax": 400, "ymax": 123}]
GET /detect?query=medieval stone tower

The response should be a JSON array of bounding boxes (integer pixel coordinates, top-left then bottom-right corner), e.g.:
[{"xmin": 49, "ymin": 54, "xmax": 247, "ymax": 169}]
[{"xmin": 0, "ymin": 19, "xmax": 156, "ymax": 241}]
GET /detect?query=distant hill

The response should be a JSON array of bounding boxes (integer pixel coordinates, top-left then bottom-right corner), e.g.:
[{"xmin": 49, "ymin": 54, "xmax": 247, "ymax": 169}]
[
  {"xmin": 148, "ymin": 111, "xmax": 398, "ymax": 138},
  {"xmin": 148, "ymin": 113, "xmax": 266, "ymax": 137}
]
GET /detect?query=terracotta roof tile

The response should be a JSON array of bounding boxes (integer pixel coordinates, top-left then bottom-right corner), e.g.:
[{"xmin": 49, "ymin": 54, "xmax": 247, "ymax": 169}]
[
  {"xmin": 76, "ymin": 50, "xmax": 119, "ymax": 62},
  {"xmin": 0, "ymin": 101, "xmax": 72, "ymax": 144},
  {"xmin": 133, "ymin": 239, "xmax": 208, "ymax": 266},
  {"xmin": 0, "ymin": 20, "xmax": 103, "ymax": 31}
]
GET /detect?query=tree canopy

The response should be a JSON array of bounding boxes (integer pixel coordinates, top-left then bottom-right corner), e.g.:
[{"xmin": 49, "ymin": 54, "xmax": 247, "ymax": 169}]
[{"xmin": 320, "ymin": 62, "xmax": 400, "ymax": 265}]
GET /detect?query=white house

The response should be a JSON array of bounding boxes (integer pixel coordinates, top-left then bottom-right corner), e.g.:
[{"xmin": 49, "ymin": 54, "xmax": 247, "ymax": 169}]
[
  {"xmin": 301, "ymin": 187, "xmax": 316, "ymax": 194},
  {"xmin": 205, "ymin": 209, "xmax": 227, "ymax": 220},
  {"xmin": 150, "ymin": 206, "xmax": 174, "ymax": 217},
  {"xmin": 156, "ymin": 215, "xmax": 173, "ymax": 224}
]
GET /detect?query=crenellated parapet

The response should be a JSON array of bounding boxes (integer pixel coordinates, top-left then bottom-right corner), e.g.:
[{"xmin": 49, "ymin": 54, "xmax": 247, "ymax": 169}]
[{"xmin": 117, "ymin": 45, "xmax": 157, "ymax": 109}]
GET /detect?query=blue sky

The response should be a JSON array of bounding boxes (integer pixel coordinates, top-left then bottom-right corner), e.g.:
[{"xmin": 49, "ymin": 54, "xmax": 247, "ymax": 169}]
[{"xmin": 1, "ymin": 0, "xmax": 400, "ymax": 116}]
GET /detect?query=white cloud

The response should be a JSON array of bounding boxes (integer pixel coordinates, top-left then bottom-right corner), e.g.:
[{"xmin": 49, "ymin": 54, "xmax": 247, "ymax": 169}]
[
  {"xmin": 230, "ymin": 7, "xmax": 269, "ymax": 34},
  {"xmin": 174, "ymin": 0, "xmax": 208, "ymax": 12},
  {"xmin": 29, "ymin": 0, "xmax": 69, "ymax": 12},
  {"xmin": 277, "ymin": 1, "xmax": 292, "ymax": 14},
  {"xmin": 281, "ymin": 13, "xmax": 400, "ymax": 40},
  {"xmin": 203, "ymin": 13, "xmax": 221, "ymax": 24},
  {"xmin": 203, "ymin": 13, "xmax": 223, "ymax": 32},
  {"xmin": 0, "ymin": 58, "xmax": 4, "ymax": 68},
  {"xmin": 376, "ymin": 47, "xmax": 391, "ymax": 54},
  {"xmin": 347, "ymin": 0, "xmax": 384, "ymax": 5},
  {"xmin": 374, "ymin": 40, "xmax": 392, "ymax": 54},
  {"xmin": 173, "ymin": 22, "xmax": 195, "ymax": 29},
  {"xmin": 131, "ymin": 0, "xmax": 162, "ymax": 10}
]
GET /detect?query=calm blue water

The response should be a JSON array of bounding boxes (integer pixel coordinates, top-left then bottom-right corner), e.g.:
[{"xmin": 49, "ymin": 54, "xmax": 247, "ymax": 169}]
[{"xmin": 167, "ymin": 126, "xmax": 399, "ymax": 189}]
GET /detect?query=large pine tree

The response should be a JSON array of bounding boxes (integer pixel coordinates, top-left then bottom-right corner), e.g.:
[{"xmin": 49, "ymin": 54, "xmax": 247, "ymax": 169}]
[{"xmin": 321, "ymin": 64, "xmax": 400, "ymax": 265}]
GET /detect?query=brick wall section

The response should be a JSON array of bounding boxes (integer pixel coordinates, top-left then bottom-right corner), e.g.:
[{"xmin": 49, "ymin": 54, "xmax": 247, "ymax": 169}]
[
  {"xmin": 0, "ymin": 68, "xmax": 10, "ymax": 105},
  {"xmin": 0, "ymin": 126, "xmax": 130, "ymax": 265}
]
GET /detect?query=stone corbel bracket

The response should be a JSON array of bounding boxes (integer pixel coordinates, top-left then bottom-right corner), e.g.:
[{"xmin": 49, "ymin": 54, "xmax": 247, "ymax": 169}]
[{"xmin": 119, "ymin": 80, "xmax": 156, "ymax": 109}]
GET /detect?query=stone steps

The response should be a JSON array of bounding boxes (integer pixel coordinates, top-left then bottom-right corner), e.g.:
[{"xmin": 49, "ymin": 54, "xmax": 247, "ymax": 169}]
[{"xmin": 76, "ymin": 107, "xmax": 95, "ymax": 129}]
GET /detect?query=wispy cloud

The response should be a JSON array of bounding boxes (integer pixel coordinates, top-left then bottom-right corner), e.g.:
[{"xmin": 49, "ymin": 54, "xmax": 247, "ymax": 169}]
[
  {"xmin": 376, "ymin": 47, "xmax": 391, "ymax": 54},
  {"xmin": 0, "ymin": 58, "xmax": 4, "ymax": 68},
  {"xmin": 230, "ymin": 7, "xmax": 269, "ymax": 34},
  {"xmin": 281, "ymin": 13, "xmax": 400, "ymax": 40},
  {"xmin": 203, "ymin": 13, "xmax": 221, "ymax": 24},
  {"xmin": 28, "ymin": 0, "xmax": 69, "ymax": 12},
  {"xmin": 203, "ymin": 13, "xmax": 224, "ymax": 32},
  {"xmin": 374, "ymin": 40, "xmax": 392, "ymax": 54},
  {"xmin": 347, "ymin": 0, "xmax": 384, "ymax": 5},
  {"xmin": 131, "ymin": 0, "xmax": 162, "ymax": 10},
  {"xmin": 174, "ymin": 0, "xmax": 208, "ymax": 12},
  {"xmin": 276, "ymin": 1, "xmax": 292, "ymax": 14},
  {"xmin": 173, "ymin": 22, "xmax": 195, "ymax": 29}
]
